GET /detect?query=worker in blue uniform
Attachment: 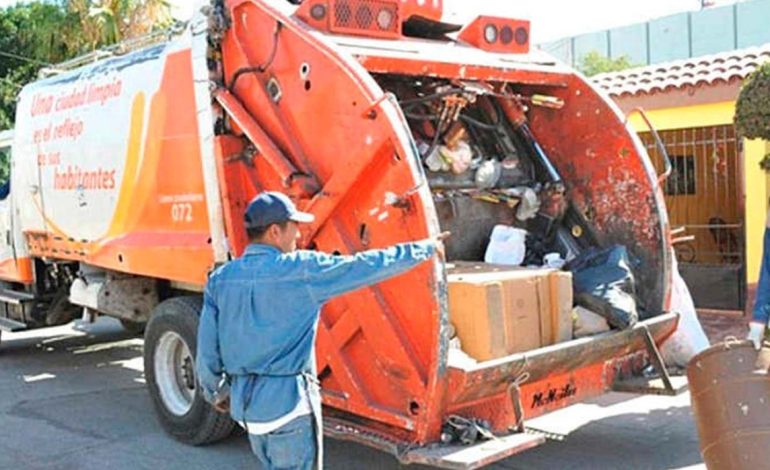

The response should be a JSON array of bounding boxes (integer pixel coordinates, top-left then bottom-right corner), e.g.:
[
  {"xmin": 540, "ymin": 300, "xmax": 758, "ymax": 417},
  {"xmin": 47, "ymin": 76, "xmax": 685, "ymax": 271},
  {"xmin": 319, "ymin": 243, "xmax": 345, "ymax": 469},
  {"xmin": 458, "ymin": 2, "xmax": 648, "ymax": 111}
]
[
  {"xmin": 749, "ymin": 210, "xmax": 770, "ymax": 349},
  {"xmin": 196, "ymin": 191, "xmax": 446, "ymax": 469}
]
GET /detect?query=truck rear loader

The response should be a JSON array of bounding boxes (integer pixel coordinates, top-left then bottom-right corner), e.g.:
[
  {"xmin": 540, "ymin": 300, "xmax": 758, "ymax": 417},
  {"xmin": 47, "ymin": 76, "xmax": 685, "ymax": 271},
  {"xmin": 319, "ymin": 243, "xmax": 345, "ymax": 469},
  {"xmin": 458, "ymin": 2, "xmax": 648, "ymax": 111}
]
[{"xmin": 0, "ymin": 0, "xmax": 680, "ymax": 467}]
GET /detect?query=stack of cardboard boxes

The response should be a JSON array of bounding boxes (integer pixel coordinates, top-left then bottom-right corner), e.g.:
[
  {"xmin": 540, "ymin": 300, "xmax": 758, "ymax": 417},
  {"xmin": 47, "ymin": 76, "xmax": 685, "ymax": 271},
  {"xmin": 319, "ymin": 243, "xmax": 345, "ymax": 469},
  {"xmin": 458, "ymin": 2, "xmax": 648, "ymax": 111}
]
[{"xmin": 447, "ymin": 262, "xmax": 574, "ymax": 362}]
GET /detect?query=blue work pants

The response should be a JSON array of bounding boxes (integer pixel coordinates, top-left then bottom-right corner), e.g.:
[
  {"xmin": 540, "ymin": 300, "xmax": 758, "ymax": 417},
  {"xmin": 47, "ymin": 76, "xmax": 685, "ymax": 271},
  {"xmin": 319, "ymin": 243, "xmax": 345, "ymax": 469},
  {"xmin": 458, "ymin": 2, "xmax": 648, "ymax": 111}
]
[
  {"xmin": 248, "ymin": 415, "xmax": 316, "ymax": 470},
  {"xmin": 754, "ymin": 227, "xmax": 770, "ymax": 325}
]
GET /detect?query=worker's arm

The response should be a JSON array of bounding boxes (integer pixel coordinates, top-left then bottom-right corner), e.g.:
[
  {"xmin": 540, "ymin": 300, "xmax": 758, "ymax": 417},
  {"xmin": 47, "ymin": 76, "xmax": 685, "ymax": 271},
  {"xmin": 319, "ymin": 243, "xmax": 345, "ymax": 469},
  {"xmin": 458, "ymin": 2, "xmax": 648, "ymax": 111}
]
[
  {"xmin": 749, "ymin": 211, "xmax": 770, "ymax": 348},
  {"xmin": 195, "ymin": 282, "xmax": 226, "ymax": 405},
  {"xmin": 304, "ymin": 239, "xmax": 437, "ymax": 305}
]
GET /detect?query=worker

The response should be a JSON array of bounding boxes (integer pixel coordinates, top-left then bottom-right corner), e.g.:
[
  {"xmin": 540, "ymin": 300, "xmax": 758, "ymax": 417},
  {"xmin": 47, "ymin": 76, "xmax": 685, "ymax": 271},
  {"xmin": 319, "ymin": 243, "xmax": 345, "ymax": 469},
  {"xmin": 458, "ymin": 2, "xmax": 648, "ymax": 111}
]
[
  {"xmin": 748, "ymin": 208, "xmax": 770, "ymax": 349},
  {"xmin": 196, "ymin": 191, "xmax": 446, "ymax": 470}
]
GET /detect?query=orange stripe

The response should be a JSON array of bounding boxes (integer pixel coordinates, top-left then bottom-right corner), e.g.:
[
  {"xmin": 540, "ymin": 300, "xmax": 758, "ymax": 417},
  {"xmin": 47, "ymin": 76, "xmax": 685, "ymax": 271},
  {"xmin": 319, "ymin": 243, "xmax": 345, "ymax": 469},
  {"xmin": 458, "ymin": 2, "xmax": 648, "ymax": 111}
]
[
  {"xmin": 107, "ymin": 93, "xmax": 146, "ymax": 236},
  {"xmin": 0, "ymin": 256, "xmax": 33, "ymax": 283}
]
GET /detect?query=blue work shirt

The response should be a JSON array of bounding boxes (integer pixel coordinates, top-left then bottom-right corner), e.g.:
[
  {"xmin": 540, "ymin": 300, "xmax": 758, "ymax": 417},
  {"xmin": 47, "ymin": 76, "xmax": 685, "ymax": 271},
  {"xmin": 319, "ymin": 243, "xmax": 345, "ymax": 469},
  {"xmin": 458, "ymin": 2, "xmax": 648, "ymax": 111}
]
[
  {"xmin": 196, "ymin": 240, "xmax": 436, "ymax": 423},
  {"xmin": 754, "ymin": 226, "xmax": 770, "ymax": 324}
]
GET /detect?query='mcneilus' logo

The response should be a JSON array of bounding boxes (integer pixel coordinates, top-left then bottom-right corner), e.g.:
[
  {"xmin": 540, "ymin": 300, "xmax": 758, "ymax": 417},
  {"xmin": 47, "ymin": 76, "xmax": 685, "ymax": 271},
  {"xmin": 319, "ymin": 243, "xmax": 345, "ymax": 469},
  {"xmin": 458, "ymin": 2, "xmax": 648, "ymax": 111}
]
[{"xmin": 530, "ymin": 383, "xmax": 577, "ymax": 409}]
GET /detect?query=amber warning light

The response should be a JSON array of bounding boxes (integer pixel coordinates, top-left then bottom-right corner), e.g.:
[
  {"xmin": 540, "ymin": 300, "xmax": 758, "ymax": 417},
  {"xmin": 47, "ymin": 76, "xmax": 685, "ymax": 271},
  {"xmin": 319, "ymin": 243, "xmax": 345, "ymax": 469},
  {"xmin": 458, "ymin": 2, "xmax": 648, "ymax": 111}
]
[
  {"xmin": 297, "ymin": 0, "xmax": 402, "ymax": 39},
  {"xmin": 459, "ymin": 16, "xmax": 530, "ymax": 54}
]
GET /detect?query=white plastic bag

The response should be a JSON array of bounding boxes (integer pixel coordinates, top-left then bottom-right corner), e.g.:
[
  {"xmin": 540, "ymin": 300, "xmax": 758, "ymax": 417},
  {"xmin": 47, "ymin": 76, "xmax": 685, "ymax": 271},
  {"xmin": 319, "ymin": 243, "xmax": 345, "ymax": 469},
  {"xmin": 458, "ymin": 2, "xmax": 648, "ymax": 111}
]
[
  {"xmin": 573, "ymin": 306, "xmax": 611, "ymax": 338},
  {"xmin": 484, "ymin": 225, "xmax": 527, "ymax": 266},
  {"xmin": 544, "ymin": 252, "xmax": 566, "ymax": 269},
  {"xmin": 660, "ymin": 252, "xmax": 710, "ymax": 368}
]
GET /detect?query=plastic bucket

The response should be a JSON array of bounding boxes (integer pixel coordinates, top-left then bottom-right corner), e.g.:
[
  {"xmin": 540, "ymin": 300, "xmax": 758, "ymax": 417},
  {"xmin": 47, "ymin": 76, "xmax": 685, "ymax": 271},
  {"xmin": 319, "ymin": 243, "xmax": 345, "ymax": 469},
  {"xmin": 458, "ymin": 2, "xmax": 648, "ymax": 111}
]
[{"xmin": 687, "ymin": 340, "xmax": 770, "ymax": 469}]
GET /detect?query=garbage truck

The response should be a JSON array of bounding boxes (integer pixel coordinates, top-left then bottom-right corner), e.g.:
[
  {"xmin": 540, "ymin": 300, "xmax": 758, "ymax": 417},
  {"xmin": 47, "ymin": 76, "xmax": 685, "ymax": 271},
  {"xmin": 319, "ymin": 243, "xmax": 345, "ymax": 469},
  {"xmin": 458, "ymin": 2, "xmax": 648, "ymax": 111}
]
[{"xmin": 0, "ymin": 0, "xmax": 681, "ymax": 467}]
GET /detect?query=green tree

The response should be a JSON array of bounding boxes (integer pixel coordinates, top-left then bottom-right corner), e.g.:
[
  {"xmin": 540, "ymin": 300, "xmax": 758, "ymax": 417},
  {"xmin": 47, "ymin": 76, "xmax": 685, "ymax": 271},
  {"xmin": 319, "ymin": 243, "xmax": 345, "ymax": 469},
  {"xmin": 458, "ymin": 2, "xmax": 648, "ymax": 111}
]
[
  {"xmin": 736, "ymin": 62, "xmax": 770, "ymax": 141},
  {"xmin": 0, "ymin": 0, "xmax": 172, "ymax": 188},
  {"xmin": 735, "ymin": 63, "xmax": 770, "ymax": 171},
  {"xmin": 578, "ymin": 51, "xmax": 638, "ymax": 77},
  {"xmin": 0, "ymin": 2, "xmax": 76, "ymax": 130},
  {"xmin": 0, "ymin": 0, "xmax": 172, "ymax": 131},
  {"xmin": 67, "ymin": 0, "xmax": 172, "ymax": 49}
]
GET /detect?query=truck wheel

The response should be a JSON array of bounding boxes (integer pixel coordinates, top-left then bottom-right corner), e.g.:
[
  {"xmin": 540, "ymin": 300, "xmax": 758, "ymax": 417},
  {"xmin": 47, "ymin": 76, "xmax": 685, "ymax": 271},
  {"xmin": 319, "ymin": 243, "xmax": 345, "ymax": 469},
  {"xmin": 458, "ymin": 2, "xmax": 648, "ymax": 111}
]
[{"xmin": 144, "ymin": 296, "xmax": 235, "ymax": 445}]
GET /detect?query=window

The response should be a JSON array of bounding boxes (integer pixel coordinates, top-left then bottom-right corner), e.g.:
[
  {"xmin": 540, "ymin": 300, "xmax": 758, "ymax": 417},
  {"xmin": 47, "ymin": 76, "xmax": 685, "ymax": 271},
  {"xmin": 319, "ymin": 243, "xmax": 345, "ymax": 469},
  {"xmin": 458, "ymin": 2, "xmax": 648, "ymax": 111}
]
[{"xmin": 665, "ymin": 155, "xmax": 696, "ymax": 196}]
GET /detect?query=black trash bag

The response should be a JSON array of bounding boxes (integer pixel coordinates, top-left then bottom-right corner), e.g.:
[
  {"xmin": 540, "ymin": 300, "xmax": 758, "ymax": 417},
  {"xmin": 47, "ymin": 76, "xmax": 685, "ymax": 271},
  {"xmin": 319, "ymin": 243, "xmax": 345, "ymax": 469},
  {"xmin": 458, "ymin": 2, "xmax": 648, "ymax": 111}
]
[{"xmin": 566, "ymin": 245, "xmax": 639, "ymax": 329}]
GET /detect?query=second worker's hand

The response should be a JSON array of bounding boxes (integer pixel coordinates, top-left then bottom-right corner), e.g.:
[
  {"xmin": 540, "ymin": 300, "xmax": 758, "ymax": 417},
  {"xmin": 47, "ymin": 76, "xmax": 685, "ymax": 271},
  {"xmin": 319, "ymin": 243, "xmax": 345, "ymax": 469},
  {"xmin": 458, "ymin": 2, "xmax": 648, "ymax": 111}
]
[
  {"xmin": 434, "ymin": 231, "xmax": 451, "ymax": 260},
  {"xmin": 213, "ymin": 396, "xmax": 230, "ymax": 414},
  {"xmin": 748, "ymin": 321, "xmax": 766, "ymax": 350}
]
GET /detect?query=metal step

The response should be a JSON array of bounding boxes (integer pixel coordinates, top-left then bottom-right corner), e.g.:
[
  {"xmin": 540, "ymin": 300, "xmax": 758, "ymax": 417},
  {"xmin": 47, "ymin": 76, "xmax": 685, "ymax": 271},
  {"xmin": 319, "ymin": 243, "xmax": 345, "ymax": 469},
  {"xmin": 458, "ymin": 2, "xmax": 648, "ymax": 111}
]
[
  {"xmin": 400, "ymin": 432, "xmax": 545, "ymax": 469},
  {"xmin": 0, "ymin": 316, "xmax": 28, "ymax": 332},
  {"xmin": 613, "ymin": 374, "xmax": 689, "ymax": 396},
  {"xmin": 0, "ymin": 289, "xmax": 36, "ymax": 306}
]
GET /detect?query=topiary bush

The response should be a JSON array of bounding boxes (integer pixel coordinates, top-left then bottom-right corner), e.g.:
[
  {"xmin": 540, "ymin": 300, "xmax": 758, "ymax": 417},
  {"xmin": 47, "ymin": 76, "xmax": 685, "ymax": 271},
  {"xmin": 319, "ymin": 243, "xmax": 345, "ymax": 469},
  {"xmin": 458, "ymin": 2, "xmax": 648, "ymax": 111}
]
[{"xmin": 736, "ymin": 62, "xmax": 770, "ymax": 141}]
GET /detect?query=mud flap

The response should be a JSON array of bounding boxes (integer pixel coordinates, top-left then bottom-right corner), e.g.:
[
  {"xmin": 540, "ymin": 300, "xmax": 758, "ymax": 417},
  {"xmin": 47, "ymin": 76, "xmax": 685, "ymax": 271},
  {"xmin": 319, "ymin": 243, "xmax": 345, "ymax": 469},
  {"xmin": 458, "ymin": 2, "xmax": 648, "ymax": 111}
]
[{"xmin": 399, "ymin": 432, "xmax": 545, "ymax": 470}]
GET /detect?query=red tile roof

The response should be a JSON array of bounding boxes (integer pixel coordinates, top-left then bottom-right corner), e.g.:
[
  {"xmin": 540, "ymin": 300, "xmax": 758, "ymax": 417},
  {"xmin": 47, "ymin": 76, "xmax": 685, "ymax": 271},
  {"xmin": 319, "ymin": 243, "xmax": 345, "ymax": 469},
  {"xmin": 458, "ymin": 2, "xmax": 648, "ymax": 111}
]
[{"xmin": 592, "ymin": 43, "xmax": 770, "ymax": 97}]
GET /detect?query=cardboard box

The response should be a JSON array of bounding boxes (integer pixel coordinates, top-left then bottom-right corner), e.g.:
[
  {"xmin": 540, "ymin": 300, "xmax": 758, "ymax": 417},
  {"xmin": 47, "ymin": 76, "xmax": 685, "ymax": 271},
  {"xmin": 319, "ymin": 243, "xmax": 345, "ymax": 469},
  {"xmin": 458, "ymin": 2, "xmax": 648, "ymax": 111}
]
[{"xmin": 447, "ymin": 262, "xmax": 573, "ymax": 362}]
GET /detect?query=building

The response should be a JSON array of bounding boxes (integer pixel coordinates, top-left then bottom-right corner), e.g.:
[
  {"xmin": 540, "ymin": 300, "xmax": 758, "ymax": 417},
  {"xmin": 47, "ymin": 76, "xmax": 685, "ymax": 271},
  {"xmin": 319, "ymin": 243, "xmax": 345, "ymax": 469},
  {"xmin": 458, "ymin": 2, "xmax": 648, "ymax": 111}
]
[
  {"xmin": 592, "ymin": 45, "xmax": 770, "ymax": 314},
  {"xmin": 543, "ymin": 0, "xmax": 770, "ymax": 70}
]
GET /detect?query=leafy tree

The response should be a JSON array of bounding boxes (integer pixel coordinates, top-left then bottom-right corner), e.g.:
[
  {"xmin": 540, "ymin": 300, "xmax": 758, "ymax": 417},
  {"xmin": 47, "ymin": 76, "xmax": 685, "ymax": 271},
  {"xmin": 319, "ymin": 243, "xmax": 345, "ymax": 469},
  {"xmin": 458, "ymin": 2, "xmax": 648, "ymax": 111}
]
[
  {"xmin": 735, "ymin": 63, "xmax": 770, "ymax": 171},
  {"xmin": 578, "ymin": 51, "xmax": 638, "ymax": 77},
  {"xmin": 0, "ymin": 0, "xmax": 172, "ymax": 131},
  {"xmin": 736, "ymin": 62, "xmax": 770, "ymax": 141},
  {"xmin": 0, "ymin": 2, "xmax": 76, "ymax": 130},
  {"xmin": 67, "ymin": 0, "xmax": 172, "ymax": 50},
  {"xmin": 0, "ymin": 0, "xmax": 172, "ymax": 185}
]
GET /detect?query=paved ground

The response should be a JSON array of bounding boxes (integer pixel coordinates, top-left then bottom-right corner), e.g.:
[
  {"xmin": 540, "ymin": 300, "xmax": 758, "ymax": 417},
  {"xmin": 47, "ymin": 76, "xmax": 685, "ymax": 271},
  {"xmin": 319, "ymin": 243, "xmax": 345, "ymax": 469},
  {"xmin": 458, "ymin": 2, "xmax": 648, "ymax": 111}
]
[
  {"xmin": 698, "ymin": 312, "xmax": 748, "ymax": 344},
  {"xmin": 0, "ymin": 318, "xmax": 706, "ymax": 470}
]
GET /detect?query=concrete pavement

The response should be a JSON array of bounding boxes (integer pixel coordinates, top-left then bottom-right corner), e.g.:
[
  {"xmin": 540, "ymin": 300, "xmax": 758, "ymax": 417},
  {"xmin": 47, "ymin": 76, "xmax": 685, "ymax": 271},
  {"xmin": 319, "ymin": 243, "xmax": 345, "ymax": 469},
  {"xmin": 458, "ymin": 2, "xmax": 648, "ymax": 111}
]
[{"xmin": 0, "ymin": 318, "xmax": 705, "ymax": 470}]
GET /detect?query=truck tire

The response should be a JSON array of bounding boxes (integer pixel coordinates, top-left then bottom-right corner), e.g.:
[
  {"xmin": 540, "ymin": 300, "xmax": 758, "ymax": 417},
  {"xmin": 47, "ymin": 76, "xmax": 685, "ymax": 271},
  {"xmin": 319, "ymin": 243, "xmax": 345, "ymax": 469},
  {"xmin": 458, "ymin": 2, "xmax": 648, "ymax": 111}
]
[{"xmin": 144, "ymin": 296, "xmax": 235, "ymax": 445}]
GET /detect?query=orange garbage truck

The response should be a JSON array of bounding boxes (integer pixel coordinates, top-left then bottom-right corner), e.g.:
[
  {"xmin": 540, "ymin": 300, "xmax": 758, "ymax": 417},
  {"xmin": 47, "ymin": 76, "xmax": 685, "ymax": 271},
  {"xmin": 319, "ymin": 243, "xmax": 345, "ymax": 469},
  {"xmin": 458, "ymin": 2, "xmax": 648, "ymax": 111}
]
[{"xmin": 0, "ymin": 0, "xmax": 681, "ymax": 467}]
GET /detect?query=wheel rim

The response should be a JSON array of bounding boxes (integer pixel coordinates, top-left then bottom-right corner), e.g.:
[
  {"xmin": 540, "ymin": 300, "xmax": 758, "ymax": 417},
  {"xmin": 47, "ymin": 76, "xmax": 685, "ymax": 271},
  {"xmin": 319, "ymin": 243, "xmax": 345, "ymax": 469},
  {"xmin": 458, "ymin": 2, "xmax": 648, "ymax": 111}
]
[{"xmin": 154, "ymin": 331, "xmax": 196, "ymax": 416}]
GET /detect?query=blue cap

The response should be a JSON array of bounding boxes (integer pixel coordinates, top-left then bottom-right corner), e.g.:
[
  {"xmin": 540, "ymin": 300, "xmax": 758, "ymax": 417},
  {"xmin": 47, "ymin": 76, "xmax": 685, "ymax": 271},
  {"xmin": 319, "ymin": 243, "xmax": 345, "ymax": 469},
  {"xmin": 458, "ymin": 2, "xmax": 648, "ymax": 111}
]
[{"xmin": 244, "ymin": 192, "xmax": 315, "ymax": 229}]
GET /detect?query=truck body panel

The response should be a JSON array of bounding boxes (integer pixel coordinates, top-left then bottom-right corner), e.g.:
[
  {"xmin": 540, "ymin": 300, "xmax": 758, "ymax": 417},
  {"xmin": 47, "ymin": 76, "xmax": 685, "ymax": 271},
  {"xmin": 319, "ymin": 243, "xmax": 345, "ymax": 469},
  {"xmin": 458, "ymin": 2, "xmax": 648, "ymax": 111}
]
[{"xmin": 12, "ymin": 40, "xmax": 220, "ymax": 285}]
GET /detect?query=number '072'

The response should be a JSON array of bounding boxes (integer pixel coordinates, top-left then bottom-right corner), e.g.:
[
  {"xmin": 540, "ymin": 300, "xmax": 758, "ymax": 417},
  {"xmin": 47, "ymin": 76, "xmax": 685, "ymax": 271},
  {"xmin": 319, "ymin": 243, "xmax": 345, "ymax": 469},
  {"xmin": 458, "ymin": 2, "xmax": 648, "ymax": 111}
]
[{"xmin": 171, "ymin": 203, "xmax": 193, "ymax": 223}]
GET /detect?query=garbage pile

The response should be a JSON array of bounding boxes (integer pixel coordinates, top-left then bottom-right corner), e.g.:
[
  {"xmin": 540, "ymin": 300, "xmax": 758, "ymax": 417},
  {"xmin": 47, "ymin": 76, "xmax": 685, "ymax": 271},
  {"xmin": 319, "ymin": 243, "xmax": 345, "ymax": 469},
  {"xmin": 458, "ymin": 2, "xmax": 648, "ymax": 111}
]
[
  {"xmin": 386, "ymin": 78, "xmax": 648, "ymax": 362},
  {"xmin": 384, "ymin": 77, "xmax": 707, "ymax": 368}
]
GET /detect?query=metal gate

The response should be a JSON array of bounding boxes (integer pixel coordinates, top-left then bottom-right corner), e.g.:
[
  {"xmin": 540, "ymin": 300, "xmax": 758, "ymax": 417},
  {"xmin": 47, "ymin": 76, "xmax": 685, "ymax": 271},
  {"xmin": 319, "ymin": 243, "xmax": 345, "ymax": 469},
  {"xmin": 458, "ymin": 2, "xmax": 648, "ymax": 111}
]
[{"xmin": 639, "ymin": 124, "xmax": 745, "ymax": 310}]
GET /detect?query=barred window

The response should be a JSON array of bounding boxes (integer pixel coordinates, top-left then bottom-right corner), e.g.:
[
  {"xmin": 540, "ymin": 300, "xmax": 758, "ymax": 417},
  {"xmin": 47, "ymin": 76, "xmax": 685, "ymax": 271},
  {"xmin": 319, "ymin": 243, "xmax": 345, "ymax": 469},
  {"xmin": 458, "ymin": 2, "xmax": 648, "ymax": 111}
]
[{"xmin": 666, "ymin": 155, "xmax": 696, "ymax": 196}]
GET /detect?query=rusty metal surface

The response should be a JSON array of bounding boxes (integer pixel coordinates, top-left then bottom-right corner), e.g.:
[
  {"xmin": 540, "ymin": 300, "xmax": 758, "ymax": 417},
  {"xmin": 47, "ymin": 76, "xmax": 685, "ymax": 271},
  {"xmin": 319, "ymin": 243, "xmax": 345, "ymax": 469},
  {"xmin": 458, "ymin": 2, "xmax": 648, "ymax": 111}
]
[
  {"xmin": 612, "ymin": 375, "xmax": 689, "ymax": 396},
  {"xmin": 688, "ymin": 341, "xmax": 770, "ymax": 469},
  {"xmin": 520, "ymin": 75, "xmax": 673, "ymax": 318},
  {"xmin": 437, "ymin": 314, "xmax": 678, "ymax": 432},
  {"xmin": 447, "ymin": 313, "xmax": 678, "ymax": 405}
]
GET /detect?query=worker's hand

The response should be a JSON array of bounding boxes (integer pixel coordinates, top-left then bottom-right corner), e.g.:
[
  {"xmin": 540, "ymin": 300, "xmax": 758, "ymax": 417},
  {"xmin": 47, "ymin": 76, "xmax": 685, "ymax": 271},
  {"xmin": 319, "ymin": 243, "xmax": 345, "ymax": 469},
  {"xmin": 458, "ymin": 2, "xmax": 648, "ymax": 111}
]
[
  {"xmin": 213, "ymin": 396, "xmax": 230, "ymax": 414},
  {"xmin": 434, "ymin": 231, "xmax": 451, "ymax": 260},
  {"xmin": 435, "ymin": 231, "xmax": 451, "ymax": 243},
  {"xmin": 747, "ymin": 321, "xmax": 766, "ymax": 349}
]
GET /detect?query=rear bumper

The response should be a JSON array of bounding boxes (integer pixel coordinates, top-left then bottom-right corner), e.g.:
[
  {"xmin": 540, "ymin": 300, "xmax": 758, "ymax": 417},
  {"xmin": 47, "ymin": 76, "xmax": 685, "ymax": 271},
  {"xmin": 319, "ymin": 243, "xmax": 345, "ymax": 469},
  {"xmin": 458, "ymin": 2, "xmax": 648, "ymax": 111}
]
[
  {"xmin": 445, "ymin": 313, "xmax": 679, "ymax": 427},
  {"xmin": 325, "ymin": 314, "xmax": 679, "ymax": 469}
]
